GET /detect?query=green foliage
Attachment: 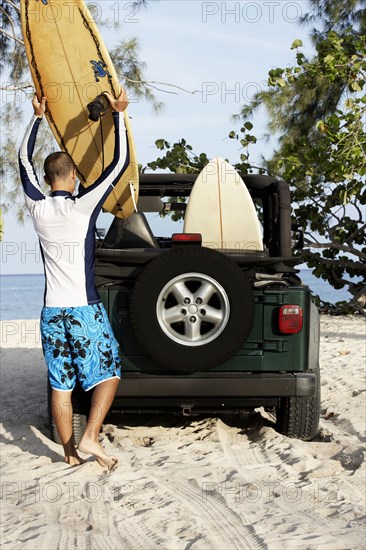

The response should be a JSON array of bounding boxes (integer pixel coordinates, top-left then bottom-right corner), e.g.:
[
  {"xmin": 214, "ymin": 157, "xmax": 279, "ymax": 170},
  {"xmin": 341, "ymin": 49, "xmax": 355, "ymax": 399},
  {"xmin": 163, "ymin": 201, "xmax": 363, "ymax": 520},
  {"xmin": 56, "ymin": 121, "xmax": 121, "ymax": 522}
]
[
  {"xmin": 228, "ymin": 124, "xmax": 259, "ymax": 175},
  {"xmin": 147, "ymin": 138, "xmax": 209, "ymax": 174},
  {"xmin": 227, "ymin": 1, "xmax": 366, "ymax": 312},
  {"xmin": 258, "ymin": 28, "xmax": 366, "ymax": 313},
  {"xmin": 291, "ymin": 39, "xmax": 303, "ymax": 49},
  {"xmin": 145, "ymin": 139, "xmax": 210, "ymax": 221}
]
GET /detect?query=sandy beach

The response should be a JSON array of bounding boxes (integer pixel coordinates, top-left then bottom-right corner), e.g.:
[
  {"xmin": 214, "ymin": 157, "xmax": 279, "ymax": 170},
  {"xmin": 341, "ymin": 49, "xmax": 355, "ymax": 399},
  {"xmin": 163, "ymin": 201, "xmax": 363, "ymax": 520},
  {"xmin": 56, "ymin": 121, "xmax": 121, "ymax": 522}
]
[{"xmin": 1, "ymin": 314, "xmax": 365, "ymax": 550}]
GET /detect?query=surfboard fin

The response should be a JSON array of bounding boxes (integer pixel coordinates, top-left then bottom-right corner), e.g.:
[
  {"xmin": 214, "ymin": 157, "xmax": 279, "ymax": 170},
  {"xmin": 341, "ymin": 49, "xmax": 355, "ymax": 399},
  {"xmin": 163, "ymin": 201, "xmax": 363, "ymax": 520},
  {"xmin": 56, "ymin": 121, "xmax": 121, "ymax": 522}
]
[{"xmin": 129, "ymin": 182, "xmax": 138, "ymax": 213}]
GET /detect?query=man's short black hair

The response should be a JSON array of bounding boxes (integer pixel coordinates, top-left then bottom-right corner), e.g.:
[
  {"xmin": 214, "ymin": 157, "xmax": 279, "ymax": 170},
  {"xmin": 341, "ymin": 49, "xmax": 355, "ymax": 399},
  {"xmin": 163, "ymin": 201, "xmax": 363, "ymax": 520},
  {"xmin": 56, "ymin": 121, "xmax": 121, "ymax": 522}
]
[{"xmin": 44, "ymin": 152, "xmax": 76, "ymax": 185}]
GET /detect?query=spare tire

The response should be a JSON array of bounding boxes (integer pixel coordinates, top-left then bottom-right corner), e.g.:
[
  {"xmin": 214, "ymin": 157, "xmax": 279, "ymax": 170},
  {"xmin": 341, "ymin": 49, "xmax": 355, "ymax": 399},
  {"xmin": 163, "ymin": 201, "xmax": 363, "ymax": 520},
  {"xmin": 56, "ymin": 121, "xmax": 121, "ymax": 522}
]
[{"xmin": 130, "ymin": 246, "xmax": 254, "ymax": 372}]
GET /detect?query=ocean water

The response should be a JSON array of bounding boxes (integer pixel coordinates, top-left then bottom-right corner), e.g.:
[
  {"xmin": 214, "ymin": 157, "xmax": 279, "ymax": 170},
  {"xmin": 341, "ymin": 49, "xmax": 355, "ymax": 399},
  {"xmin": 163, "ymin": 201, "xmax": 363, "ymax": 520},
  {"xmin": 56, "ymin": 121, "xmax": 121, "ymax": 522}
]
[
  {"xmin": 1, "ymin": 274, "xmax": 45, "ymax": 320},
  {"xmin": 0, "ymin": 270, "xmax": 351, "ymax": 320}
]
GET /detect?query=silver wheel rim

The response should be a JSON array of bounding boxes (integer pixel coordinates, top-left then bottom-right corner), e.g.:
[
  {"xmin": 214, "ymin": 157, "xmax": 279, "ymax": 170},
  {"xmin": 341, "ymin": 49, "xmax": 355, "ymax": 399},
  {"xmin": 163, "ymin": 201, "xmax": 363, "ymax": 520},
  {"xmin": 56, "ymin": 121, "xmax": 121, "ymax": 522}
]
[{"xmin": 156, "ymin": 272, "xmax": 230, "ymax": 347}]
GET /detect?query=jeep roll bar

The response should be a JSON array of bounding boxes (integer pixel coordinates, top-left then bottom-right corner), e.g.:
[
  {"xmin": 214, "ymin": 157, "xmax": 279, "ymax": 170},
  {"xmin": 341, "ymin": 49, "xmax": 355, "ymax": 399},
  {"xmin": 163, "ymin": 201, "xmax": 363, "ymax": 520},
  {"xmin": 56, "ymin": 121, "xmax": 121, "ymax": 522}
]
[{"xmin": 138, "ymin": 173, "xmax": 293, "ymax": 258}]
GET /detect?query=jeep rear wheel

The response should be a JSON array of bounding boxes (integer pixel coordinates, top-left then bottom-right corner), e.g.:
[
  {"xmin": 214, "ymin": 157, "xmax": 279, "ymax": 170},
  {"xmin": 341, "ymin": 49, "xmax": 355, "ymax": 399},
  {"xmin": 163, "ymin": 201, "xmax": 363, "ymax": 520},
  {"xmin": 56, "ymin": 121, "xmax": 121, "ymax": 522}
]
[
  {"xmin": 275, "ymin": 366, "xmax": 320, "ymax": 441},
  {"xmin": 130, "ymin": 246, "xmax": 255, "ymax": 372}
]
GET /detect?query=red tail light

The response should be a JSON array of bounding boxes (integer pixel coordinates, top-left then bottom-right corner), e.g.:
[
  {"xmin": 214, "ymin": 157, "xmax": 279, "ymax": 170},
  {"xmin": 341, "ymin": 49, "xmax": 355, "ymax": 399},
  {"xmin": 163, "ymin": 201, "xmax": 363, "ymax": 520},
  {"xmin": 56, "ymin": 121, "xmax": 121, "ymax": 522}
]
[
  {"xmin": 172, "ymin": 233, "xmax": 202, "ymax": 244},
  {"xmin": 279, "ymin": 305, "xmax": 303, "ymax": 334}
]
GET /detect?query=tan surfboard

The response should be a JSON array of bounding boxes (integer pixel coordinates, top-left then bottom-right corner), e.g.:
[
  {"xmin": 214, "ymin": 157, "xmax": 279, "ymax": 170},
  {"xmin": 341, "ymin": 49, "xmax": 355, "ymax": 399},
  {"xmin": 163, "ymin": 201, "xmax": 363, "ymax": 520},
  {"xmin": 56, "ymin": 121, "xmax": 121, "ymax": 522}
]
[
  {"xmin": 184, "ymin": 157, "xmax": 263, "ymax": 251},
  {"xmin": 21, "ymin": 0, "xmax": 138, "ymax": 219}
]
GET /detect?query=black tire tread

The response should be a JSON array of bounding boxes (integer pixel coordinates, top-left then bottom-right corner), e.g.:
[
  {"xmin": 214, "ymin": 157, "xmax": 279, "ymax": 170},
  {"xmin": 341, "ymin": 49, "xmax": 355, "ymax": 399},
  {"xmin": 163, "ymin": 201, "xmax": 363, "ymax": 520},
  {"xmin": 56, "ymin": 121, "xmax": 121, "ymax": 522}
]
[
  {"xmin": 72, "ymin": 414, "xmax": 88, "ymax": 446},
  {"xmin": 276, "ymin": 367, "xmax": 321, "ymax": 441}
]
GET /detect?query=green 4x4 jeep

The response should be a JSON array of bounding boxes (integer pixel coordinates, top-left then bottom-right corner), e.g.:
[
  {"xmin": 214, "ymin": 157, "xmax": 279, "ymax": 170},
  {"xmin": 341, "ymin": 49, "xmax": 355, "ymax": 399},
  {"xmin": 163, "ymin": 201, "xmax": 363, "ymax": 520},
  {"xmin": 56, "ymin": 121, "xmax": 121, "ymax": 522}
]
[{"xmin": 49, "ymin": 173, "xmax": 320, "ymax": 443}]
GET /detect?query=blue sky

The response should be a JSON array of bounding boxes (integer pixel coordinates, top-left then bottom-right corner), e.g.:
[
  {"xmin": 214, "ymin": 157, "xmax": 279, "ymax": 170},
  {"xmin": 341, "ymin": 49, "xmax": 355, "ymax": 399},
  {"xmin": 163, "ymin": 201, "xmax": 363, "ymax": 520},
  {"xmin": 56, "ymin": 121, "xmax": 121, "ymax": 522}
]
[{"xmin": 1, "ymin": 0, "xmax": 314, "ymax": 275}]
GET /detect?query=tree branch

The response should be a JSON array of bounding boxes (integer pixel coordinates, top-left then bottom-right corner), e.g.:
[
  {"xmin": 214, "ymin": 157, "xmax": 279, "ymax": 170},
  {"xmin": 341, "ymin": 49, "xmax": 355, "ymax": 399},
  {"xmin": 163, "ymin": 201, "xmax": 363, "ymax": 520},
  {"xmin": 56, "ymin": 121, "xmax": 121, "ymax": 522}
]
[
  {"xmin": 124, "ymin": 77, "xmax": 202, "ymax": 96},
  {"xmin": 304, "ymin": 250, "xmax": 364, "ymax": 270},
  {"xmin": 0, "ymin": 84, "xmax": 33, "ymax": 96},
  {"xmin": 346, "ymin": 222, "xmax": 366, "ymax": 245},
  {"xmin": 0, "ymin": 27, "xmax": 24, "ymax": 46},
  {"xmin": 304, "ymin": 237, "xmax": 366, "ymax": 262},
  {"xmin": 352, "ymin": 201, "xmax": 363, "ymax": 223},
  {"xmin": 0, "ymin": 5, "xmax": 17, "ymax": 39}
]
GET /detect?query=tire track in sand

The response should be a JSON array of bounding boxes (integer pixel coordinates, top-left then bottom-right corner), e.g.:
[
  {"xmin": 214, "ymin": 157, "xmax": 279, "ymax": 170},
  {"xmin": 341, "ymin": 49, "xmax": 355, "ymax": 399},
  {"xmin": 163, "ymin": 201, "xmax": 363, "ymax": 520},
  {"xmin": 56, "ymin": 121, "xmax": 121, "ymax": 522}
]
[{"xmin": 161, "ymin": 477, "xmax": 267, "ymax": 550}]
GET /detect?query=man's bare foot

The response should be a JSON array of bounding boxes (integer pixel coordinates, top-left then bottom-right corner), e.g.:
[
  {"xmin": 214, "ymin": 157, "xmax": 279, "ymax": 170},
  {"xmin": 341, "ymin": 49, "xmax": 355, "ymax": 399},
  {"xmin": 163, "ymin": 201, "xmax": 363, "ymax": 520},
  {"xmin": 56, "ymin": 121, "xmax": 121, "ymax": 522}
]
[
  {"xmin": 78, "ymin": 435, "xmax": 118, "ymax": 470},
  {"xmin": 65, "ymin": 454, "xmax": 85, "ymax": 467}
]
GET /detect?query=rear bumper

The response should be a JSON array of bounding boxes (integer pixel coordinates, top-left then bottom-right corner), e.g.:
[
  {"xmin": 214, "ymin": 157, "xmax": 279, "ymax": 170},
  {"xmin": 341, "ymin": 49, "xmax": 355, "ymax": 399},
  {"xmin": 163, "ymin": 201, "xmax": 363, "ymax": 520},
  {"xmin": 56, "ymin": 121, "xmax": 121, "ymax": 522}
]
[{"xmin": 115, "ymin": 372, "xmax": 316, "ymax": 400}]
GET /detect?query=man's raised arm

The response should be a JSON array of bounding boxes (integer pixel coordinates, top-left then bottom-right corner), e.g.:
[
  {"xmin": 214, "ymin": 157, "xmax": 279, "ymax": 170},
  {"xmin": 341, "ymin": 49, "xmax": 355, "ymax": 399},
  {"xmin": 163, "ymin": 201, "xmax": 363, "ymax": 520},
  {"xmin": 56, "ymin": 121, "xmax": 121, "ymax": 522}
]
[{"xmin": 18, "ymin": 95, "xmax": 47, "ymax": 210}]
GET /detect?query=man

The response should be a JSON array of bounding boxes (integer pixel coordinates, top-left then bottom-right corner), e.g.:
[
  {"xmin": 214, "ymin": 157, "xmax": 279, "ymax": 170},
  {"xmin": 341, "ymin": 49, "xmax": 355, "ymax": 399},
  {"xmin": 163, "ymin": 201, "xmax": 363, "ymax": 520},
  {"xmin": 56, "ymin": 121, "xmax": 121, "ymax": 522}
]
[{"xmin": 19, "ymin": 90, "xmax": 129, "ymax": 469}]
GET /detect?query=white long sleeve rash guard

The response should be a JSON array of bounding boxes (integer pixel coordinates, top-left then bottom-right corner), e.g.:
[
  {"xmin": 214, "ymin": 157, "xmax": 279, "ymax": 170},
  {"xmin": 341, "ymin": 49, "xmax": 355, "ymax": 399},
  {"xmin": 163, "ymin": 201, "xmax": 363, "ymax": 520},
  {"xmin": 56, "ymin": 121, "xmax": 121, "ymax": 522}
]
[{"xmin": 18, "ymin": 112, "xmax": 129, "ymax": 307}]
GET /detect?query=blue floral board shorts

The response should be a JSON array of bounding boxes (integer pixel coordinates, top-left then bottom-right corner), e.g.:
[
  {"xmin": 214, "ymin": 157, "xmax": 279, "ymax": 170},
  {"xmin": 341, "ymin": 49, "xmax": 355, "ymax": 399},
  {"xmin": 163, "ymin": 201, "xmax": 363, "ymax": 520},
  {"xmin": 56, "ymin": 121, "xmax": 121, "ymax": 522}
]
[{"xmin": 41, "ymin": 303, "xmax": 122, "ymax": 392}]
